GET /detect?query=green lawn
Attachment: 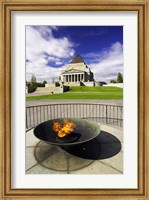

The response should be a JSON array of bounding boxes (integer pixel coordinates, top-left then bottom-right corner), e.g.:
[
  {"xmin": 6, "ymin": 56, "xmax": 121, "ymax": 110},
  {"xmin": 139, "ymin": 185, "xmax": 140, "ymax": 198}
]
[
  {"xmin": 26, "ymin": 86, "xmax": 123, "ymax": 100},
  {"xmin": 68, "ymin": 86, "xmax": 123, "ymax": 92}
]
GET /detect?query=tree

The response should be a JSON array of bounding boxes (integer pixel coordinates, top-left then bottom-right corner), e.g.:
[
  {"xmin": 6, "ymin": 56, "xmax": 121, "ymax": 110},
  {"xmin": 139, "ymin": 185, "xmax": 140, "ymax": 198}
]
[
  {"xmin": 110, "ymin": 80, "xmax": 117, "ymax": 83},
  {"xmin": 43, "ymin": 80, "xmax": 47, "ymax": 84},
  {"xmin": 31, "ymin": 74, "xmax": 36, "ymax": 83},
  {"xmin": 28, "ymin": 74, "xmax": 37, "ymax": 93},
  {"xmin": 117, "ymin": 72, "xmax": 123, "ymax": 83},
  {"xmin": 51, "ymin": 77, "xmax": 55, "ymax": 83},
  {"xmin": 43, "ymin": 80, "xmax": 47, "ymax": 86}
]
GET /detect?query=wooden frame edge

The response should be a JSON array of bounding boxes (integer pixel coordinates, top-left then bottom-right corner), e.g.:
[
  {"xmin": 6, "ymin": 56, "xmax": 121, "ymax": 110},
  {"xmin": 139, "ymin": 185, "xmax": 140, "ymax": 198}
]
[
  {"xmin": 0, "ymin": 0, "xmax": 148, "ymax": 199},
  {"xmin": 0, "ymin": 0, "xmax": 4, "ymax": 200}
]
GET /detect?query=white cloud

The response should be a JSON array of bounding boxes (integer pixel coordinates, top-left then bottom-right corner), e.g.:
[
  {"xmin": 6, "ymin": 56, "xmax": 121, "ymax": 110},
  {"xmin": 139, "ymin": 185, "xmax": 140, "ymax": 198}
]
[
  {"xmin": 26, "ymin": 60, "xmax": 66, "ymax": 82},
  {"xmin": 55, "ymin": 61, "xmax": 63, "ymax": 65},
  {"xmin": 26, "ymin": 26, "xmax": 75, "ymax": 82},
  {"xmin": 88, "ymin": 42, "xmax": 123, "ymax": 82},
  {"xmin": 26, "ymin": 26, "xmax": 123, "ymax": 84}
]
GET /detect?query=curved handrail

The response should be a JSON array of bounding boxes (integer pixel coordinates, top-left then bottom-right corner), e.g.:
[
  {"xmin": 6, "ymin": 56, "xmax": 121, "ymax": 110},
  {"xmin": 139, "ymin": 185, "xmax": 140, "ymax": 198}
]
[{"xmin": 26, "ymin": 103, "xmax": 123, "ymax": 130}]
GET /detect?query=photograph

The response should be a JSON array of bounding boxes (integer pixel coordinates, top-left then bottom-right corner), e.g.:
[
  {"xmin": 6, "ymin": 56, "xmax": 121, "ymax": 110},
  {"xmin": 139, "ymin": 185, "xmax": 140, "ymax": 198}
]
[
  {"xmin": 25, "ymin": 26, "xmax": 123, "ymax": 175},
  {"xmin": 1, "ymin": 1, "xmax": 148, "ymax": 199}
]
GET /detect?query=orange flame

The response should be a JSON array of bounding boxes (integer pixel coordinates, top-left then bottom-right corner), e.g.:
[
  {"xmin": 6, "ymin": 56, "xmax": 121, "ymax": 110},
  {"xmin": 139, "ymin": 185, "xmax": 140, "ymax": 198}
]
[{"xmin": 53, "ymin": 119, "xmax": 76, "ymax": 138}]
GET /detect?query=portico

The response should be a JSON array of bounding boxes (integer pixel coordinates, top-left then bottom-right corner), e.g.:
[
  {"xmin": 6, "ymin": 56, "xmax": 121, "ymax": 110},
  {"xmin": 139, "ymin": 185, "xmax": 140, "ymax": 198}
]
[{"xmin": 62, "ymin": 72, "xmax": 85, "ymax": 83}]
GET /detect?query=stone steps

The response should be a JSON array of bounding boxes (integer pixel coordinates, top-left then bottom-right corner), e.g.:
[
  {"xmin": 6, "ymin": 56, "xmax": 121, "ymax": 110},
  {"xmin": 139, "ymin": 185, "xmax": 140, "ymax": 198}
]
[{"xmin": 34, "ymin": 87, "xmax": 63, "ymax": 94}]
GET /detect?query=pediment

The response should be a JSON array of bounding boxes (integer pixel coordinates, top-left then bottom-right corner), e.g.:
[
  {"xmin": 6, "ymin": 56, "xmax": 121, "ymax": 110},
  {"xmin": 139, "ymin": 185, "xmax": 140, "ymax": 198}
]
[{"xmin": 62, "ymin": 69, "xmax": 84, "ymax": 74}]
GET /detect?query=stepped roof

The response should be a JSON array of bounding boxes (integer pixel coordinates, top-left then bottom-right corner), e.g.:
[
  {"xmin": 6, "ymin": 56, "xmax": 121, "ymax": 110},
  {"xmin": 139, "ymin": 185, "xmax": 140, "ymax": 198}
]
[{"xmin": 70, "ymin": 55, "xmax": 85, "ymax": 64}]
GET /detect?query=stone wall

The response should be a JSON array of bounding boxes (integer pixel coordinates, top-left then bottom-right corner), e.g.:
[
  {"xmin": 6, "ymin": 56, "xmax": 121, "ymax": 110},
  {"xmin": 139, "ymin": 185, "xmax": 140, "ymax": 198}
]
[
  {"xmin": 103, "ymin": 83, "xmax": 123, "ymax": 88},
  {"xmin": 34, "ymin": 85, "xmax": 69, "ymax": 94},
  {"xmin": 64, "ymin": 81, "xmax": 95, "ymax": 86},
  {"xmin": 34, "ymin": 86, "xmax": 63, "ymax": 94},
  {"xmin": 95, "ymin": 82, "xmax": 107, "ymax": 86},
  {"xmin": 81, "ymin": 81, "xmax": 95, "ymax": 86},
  {"xmin": 48, "ymin": 87, "xmax": 63, "ymax": 94},
  {"xmin": 64, "ymin": 82, "xmax": 81, "ymax": 86}
]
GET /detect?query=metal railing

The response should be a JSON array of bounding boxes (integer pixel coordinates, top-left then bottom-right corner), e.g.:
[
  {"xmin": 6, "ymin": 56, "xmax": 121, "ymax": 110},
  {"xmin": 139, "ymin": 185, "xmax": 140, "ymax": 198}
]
[{"xmin": 26, "ymin": 103, "xmax": 123, "ymax": 130}]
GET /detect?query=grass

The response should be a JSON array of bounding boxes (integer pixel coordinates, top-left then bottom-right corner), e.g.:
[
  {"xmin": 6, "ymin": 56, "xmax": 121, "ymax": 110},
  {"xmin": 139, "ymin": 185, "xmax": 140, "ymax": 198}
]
[
  {"xmin": 26, "ymin": 86, "xmax": 123, "ymax": 100},
  {"xmin": 68, "ymin": 86, "xmax": 123, "ymax": 92}
]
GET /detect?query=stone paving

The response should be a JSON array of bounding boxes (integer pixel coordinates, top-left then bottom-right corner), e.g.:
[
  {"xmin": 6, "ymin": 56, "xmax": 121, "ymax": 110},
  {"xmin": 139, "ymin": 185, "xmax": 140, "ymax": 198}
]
[{"xmin": 26, "ymin": 124, "xmax": 123, "ymax": 174}]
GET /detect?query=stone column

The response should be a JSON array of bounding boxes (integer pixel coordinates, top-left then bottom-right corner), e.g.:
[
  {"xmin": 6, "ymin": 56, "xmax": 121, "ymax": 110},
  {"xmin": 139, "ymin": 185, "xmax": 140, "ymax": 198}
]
[
  {"xmin": 81, "ymin": 74, "xmax": 83, "ymax": 81},
  {"xmin": 72, "ymin": 74, "xmax": 74, "ymax": 82},
  {"xmin": 70, "ymin": 75, "xmax": 72, "ymax": 82}
]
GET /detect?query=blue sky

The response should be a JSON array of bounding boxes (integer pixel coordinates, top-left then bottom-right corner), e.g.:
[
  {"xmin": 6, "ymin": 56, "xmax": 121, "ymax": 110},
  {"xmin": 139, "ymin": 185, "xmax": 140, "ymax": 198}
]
[{"xmin": 26, "ymin": 26, "xmax": 123, "ymax": 83}]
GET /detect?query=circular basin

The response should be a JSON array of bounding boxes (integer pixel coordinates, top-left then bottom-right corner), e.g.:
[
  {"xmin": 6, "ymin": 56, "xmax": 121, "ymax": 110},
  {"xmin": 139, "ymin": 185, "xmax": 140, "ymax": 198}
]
[{"xmin": 34, "ymin": 118, "xmax": 100, "ymax": 147}]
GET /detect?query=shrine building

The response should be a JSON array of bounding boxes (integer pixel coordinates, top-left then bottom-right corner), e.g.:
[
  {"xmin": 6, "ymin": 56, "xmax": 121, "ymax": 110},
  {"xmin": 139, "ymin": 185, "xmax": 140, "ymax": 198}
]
[{"xmin": 61, "ymin": 55, "xmax": 95, "ymax": 86}]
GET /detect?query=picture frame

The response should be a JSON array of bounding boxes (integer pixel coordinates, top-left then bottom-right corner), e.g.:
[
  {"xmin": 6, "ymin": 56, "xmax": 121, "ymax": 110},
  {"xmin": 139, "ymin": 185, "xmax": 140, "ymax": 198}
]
[{"xmin": 0, "ymin": 0, "xmax": 148, "ymax": 199}]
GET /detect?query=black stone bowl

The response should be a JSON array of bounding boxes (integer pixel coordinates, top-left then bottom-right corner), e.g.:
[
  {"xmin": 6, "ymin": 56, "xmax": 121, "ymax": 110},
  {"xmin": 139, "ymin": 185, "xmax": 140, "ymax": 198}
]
[
  {"xmin": 34, "ymin": 118, "xmax": 100, "ymax": 147},
  {"xmin": 55, "ymin": 132, "xmax": 81, "ymax": 143}
]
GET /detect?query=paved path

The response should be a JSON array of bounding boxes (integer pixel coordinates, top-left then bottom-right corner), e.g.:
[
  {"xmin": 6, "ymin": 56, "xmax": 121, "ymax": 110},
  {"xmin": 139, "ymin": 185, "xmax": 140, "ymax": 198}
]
[{"xmin": 26, "ymin": 99, "xmax": 123, "ymax": 107}]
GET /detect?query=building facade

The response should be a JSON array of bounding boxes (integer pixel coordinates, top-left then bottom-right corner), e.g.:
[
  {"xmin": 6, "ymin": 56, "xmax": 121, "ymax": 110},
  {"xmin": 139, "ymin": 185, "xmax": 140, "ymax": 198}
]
[{"xmin": 61, "ymin": 55, "xmax": 94, "ymax": 86}]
